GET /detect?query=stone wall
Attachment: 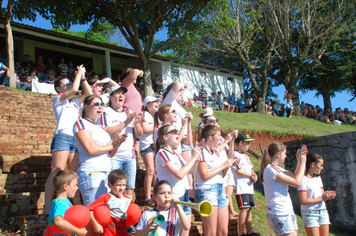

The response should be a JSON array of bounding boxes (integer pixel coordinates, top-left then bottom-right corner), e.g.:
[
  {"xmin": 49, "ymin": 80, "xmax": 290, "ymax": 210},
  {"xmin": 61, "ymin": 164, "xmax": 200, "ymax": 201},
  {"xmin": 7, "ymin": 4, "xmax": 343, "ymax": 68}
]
[{"xmin": 284, "ymin": 132, "xmax": 356, "ymax": 231}]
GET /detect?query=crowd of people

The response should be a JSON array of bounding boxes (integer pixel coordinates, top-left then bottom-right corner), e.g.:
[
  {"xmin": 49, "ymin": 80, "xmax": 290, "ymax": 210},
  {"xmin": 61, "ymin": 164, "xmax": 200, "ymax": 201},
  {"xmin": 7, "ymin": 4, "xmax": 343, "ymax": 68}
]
[
  {"xmin": 35, "ymin": 63, "xmax": 338, "ymax": 236},
  {"xmin": 196, "ymin": 85, "xmax": 355, "ymax": 125}
]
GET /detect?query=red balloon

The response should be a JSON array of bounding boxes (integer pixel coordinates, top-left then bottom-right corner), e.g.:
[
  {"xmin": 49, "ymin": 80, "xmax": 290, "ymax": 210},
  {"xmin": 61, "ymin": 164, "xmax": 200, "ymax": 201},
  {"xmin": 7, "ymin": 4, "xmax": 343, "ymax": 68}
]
[
  {"xmin": 93, "ymin": 205, "xmax": 111, "ymax": 227},
  {"xmin": 64, "ymin": 205, "xmax": 91, "ymax": 228},
  {"xmin": 51, "ymin": 224, "xmax": 66, "ymax": 235},
  {"xmin": 44, "ymin": 224, "xmax": 54, "ymax": 236},
  {"xmin": 126, "ymin": 203, "xmax": 141, "ymax": 226}
]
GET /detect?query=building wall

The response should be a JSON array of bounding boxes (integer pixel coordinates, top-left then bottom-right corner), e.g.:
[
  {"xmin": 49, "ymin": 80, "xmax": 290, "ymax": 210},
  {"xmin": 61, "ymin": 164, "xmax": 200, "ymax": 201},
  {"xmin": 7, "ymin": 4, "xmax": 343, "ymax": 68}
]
[{"xmin": 162, "ymin": 62, "xmax": 244, "ymax": 100}]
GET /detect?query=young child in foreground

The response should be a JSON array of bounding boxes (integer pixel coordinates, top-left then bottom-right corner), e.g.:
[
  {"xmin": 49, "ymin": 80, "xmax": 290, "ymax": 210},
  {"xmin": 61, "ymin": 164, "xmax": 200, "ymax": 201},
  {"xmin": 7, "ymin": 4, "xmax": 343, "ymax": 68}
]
[
  {"xmin": 135, "ymin": 180, "xmax": 190, "ymax": 236},
  {"xmin": 48, "ymin": 170, "xmax": 87, "ymax": 236},
  {"xmin": 298, "ymin": 153, "xmax": 336, "ymax": 236},
  {"xmin": 232, "ymin": 133, "xmax": 260, "ymax": 236},
  {"xmin": 88, "ymin": 169, "xmax": 134, "ymax": 236}
]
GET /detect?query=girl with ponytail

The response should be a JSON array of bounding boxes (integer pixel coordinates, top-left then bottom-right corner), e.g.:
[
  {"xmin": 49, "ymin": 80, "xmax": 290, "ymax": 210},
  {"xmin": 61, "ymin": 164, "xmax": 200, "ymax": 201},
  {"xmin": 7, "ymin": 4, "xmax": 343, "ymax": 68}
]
[{"xmin": 259, "ymin": 142, "xmax": 307, "ymax": 236}]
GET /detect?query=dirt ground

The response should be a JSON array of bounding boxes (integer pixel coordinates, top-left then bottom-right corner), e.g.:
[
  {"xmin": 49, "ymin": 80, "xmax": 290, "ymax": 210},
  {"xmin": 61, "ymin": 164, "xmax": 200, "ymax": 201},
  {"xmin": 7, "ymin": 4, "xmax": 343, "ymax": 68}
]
[{"xmin": 247, "ymin": 133, "xmax": 302, "ymax": 155}]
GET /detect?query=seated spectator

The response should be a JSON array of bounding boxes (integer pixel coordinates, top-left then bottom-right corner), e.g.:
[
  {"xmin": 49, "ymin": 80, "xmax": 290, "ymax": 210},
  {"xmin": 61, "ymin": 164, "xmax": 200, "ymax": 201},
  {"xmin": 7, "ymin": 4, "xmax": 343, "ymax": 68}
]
[
  {"xmin": 67, "ymin": 61, "xmax": 76, "ymax": 80},
  {"xmin": 221, "ymin": 97, "xmax": 235, "ymax": 112},
  {"xmin": 217, "ymin": 91, "xmax": 223, "ymax": 109},
  {"xmin": 42, "ymin": 70, "xmax": 56, "ymax": 84},
  {"xmin": 58, "ymin": 58, "xmax": 68, "ymax": 77},
  {"xmin": 266, "ymin": 106, "xmax": 273, "ymax": 115},
  {"xmin": 265, "ymin": 100, "xmax": 273, "ymax": 113},
  {"xmin": 238, "ymin": 94, "xmax": 246, "ymax": 113},
  {"xmin": 250, "ymin": 92, "xmax": 258, "ymax": 108},
  {"xmin": 208, "ymin": 92, "xmax": 219, "ymax": 110},
  {"xmin": 228, "ymin": 92, "xmax": 236, "ymax": 104},
  {"xmin": 152, "ymin": 73, "xmax": 163, "ymax": 93},
  {"xmin": 35, "ymin": 55, "xmax": 47, "ymax": 78},
  {"xmin": 18, "ymin": 68, "xmax": 38, "ymax": 90},
  {"xmin": 273, "ymin": 99, "xmax": 282, "ymax": 116},
  {"xmin": 229, "ymin": 96, "xmax": 237, "ymax": 112},
  {"xmin": 0, "ymin": 57, "xmax": 10, "ymax": 86},
  {"xmin": 46, "ymin": 58, "xmax": 57, "ymax": 75},
  {"xmin": 20, "ymin": 54, "xmax": 34, "ymax": 70}
]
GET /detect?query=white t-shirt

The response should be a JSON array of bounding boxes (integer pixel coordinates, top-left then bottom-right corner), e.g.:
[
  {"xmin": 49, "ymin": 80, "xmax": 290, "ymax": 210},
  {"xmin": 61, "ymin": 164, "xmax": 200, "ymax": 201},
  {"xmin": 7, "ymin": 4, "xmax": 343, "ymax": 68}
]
[
  {"xmin": 298, "ymin": 175, "xmax": 326, "ymax": 211},
  {"xmin": 262, "ymin": 164, "xmax": 294, "ymax": 215},
  {"xmin": 73, "ymin": 118, "xmax": 112, "ymax": 172},
  {"xmin": 232, "ymin": 151, "xmax": 254, "ymax": 194},
  {"xmin": 195, "ymin": 147, "xmax": 227, "ymax": 189},
  {"xmin": 139, "ymin": 111, "xmax": 154, "ymax": 150},
  {"xmin": 155, "ymin": 148, "xmax": 190, "ymax": 198},
  {"xmin": 53, "ymin": 96, "xmax": 81, "ymax": 136},
  {"xmin": 99, "ymin": 106, "xmax": 135, "ymax": 161},
  {"xmin": 136, "ymin": 207, "xmax": 181, "ymax": 236}
]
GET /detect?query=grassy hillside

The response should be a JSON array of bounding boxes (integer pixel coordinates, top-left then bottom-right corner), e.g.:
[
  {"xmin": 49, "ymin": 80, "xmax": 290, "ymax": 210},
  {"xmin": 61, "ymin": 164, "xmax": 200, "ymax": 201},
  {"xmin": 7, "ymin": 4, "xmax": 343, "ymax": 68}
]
[{"xmin": 185, "ymin": 107, "xmax": 355, "ymax": 236}]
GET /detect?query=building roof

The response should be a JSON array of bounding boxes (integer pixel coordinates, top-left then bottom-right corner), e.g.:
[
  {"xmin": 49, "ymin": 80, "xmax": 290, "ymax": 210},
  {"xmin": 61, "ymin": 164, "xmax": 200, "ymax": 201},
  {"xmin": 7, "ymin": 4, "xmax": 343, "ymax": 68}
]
[{"xmin": 1, "ymin": 21, "xmax": 244, "ymax": 76}]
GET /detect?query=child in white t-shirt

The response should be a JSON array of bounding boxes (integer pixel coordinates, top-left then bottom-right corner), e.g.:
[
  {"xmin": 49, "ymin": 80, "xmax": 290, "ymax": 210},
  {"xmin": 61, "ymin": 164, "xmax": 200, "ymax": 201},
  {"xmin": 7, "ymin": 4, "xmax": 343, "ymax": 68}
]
[
  {"xmin": 140, "ymin": 96, "xmax": 161, "ymax": 206},
  {"xmin": 136, "ymin": 180, "xmax": 190, "ymax": 236},
  {"xmin": 298, "ymin": 153, "xmax": 336, "ymax": 236},
  {"xmin": 232, "ymin": 133, "xmax": 259, "ymax": 236}
]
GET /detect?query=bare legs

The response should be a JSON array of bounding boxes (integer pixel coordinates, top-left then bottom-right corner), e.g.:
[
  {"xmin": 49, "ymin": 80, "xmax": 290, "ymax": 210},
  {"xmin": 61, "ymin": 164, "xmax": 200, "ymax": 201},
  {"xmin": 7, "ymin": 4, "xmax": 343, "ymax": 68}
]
[
  {"xmin": 201, "ymin": 206, "xmax": 229, "ymax": 236},
  {"xmin": 44, "ymin": 151, "xmax": 80, "ymax": 212},
  {"xmin": 224, "ymin": 186, "xmax": 238, "ymax": 218},
  {"xmin": 142, "ymin": 152, "xmax": 156, "ymax": 201}
]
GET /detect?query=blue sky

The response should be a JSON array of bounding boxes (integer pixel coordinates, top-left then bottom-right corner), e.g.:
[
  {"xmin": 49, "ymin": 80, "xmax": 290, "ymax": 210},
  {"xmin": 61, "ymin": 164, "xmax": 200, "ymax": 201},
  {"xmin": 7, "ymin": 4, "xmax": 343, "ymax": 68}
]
[{"xmin": 7, "ymin": 6, "xmax": 355, "ymax": 111}]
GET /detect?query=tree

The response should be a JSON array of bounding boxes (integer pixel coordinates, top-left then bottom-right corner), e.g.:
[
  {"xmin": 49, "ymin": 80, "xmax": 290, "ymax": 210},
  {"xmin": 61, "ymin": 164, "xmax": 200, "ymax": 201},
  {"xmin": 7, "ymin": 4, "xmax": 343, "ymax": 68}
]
[
  {"xmin": 191, "ymin": 0, "xmax": 277, "ymax": 112},
  {"xmin": 263, "ymin": 0, "xmax": 356, "ymax": 115},
  {"xmin": 14, "ymin": 0, "xmax": 214, "ymax": 96}
]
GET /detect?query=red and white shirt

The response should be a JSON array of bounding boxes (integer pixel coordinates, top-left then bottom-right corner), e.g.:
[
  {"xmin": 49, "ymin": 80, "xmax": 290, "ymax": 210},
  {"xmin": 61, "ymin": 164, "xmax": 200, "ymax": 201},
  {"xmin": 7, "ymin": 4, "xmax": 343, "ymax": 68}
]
[
  {"xmin": 195, "ymin": 147, "xmax": 227, "ymax": 189},
  {"xmin": 139, "ymin": 111, "xmax": 154, "ymax": 150},
  {"xmin": 298, "ymin": 175, "xmax": 326, "ymax": 211},
  {"xmin": 232, "ymin": 151, "xmax": 254, "ymax": 194}
]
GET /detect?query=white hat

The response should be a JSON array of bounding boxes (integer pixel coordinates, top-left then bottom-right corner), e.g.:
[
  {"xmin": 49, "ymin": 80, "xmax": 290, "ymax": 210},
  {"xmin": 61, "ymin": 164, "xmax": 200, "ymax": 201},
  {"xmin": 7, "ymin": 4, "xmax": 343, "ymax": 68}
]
[
  {"xmin": 202, "ymin": 107, "xmax": 214, "ymax": 117},
  {"xmin": 110, "ymin": 85, "xmax": 128, "ymax": 95},
  {"xmin": 143, "ymin": 96, "xmax": 162, "ymax": 106}
]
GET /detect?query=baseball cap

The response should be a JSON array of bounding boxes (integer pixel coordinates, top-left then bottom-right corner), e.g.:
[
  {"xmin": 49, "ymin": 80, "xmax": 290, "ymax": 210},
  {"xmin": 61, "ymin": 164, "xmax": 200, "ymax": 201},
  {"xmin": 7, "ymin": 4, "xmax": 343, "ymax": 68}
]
[
  {"xmin": 110, "ymin": 85, "xmax": 128, "ymax": 95},
  {"xmin": 143, "ymin": 96, "xmax": 162, "ymax": 106},
  {"xmin": 202, "ymin": 107, "xmax": 214, "ymax": 117},
  {"xmin": 235, "ymin": 133, "xmax": 255, "ymax": 143}
]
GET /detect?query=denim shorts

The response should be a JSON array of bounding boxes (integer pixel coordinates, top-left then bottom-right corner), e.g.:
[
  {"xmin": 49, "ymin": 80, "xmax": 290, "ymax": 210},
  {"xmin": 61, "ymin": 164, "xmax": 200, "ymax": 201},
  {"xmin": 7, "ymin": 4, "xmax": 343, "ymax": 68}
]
[
  {"xmin": 141, "ymin": 144, "xmax": 154, "ymax": 155},
  {"xmin": 195, "ymin": 183, "xmax": 228, "ymax": 209},
  {"xmin": 181, "ymin": 143, "xmax": 193, "ymax": 152},
  {"xmin": 111, "ymin": 159, "xmax": 136, "ymax": 189},
  {"xmin": 78, "ymin": 171, "xmax": 110, "ymax": 206},
  {"xmin": 50, "ymin": 133, "xmax": 77, "ymax": 153},
  {"xmin": 301, "ymin": 209, "xmax": 330, "ymax": 228},
  {"xmin": 266, "ymin": 213, "xmax": 298, "ymax": 235},
  {"xmin": 178, "ymin": 190, "xmax": 192, "ymax": 215}
]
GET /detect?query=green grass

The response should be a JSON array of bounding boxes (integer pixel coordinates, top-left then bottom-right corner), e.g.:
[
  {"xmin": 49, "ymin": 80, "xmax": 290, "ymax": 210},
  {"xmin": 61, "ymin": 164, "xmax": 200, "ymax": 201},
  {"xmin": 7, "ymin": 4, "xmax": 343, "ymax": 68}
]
[{"xmin": 185, "ymin": 107, "xmax": 356, "ymax": 138}]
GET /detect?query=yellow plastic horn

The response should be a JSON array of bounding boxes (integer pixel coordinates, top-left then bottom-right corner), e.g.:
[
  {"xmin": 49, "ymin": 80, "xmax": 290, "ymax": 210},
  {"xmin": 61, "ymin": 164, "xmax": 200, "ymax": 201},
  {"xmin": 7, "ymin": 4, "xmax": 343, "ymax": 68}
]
[{"xmin": 165, "ymin": 199, "xmax": 213, "ymax": 217}]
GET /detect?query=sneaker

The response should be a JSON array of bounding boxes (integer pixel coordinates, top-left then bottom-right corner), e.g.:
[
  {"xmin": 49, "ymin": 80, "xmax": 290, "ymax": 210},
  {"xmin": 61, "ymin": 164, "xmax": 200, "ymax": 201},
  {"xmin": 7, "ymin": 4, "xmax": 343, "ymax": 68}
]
[
  {"xmin": 127, "ymin": 225, "xmax": 136, "ymax": 235},
  {"xmin": 145, "ymin": 199, "xmax": 155, "ymax": 206}
]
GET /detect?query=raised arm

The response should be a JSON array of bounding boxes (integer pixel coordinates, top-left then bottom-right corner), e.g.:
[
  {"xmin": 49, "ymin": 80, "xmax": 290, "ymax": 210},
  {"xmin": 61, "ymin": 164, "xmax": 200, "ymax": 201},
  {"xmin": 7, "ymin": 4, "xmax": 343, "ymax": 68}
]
[{"xmin": 58, "ymin": 65, "xmax": 85, "ymax": 104}]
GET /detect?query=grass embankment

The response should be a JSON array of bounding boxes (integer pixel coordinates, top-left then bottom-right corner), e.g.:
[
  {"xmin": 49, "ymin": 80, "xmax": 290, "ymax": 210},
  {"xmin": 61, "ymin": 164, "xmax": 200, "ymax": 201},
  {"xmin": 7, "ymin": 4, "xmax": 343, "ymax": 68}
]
[{"xmin": 186, "ymin": 107, "xmax": 356, "ymax": 236}]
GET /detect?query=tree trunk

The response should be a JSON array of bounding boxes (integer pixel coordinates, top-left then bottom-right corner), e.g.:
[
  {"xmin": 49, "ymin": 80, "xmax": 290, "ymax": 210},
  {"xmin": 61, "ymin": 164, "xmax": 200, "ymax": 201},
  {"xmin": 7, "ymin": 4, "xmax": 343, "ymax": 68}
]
[
  {"xmin": 142, "ymin": 55, "xmax": 153, "ymax": 97},
  {"xmin": 320, "ymin": 78, "xmax": 332, "ymax": 110},
  {"xmin": 5, "ymin": 0, "xmax": 15, "ymax": 88}
]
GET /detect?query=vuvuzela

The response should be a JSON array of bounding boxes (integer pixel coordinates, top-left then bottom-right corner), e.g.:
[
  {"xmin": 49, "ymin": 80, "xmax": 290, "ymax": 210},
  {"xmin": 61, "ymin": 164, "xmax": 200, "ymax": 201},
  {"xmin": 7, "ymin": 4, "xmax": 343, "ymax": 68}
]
[{"xmin": 165, "ymin": 199, "xmax": 213, "ymax": 217}]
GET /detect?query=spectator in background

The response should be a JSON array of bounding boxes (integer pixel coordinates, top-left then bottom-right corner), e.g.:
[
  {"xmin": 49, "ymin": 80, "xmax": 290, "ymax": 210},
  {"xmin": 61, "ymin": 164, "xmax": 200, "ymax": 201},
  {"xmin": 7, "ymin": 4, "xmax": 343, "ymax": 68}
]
[
  {"xmin": 229, "ymin": 96, "xmax": 237, "ymax": 112},
  {"xmin": 35, "ymin": 55, "xmax": 46, "ymax": 79},
  {"xmin": 20, "ymin": 54, "xmax": 35, "ymax": 71},
  {"xmin": 46, "ymin": 58, "xmax": 57, "ymax": 75},
  {"xmin": 238, "ymin": 94, "xmax": 246, "ymax": 113},
  {"xmin": 58, "ymin": 58, "xmax": 68, "ymax": 77},
  {"xmin": 273, "ymin": 100, "xmax": 282, "ymax": 116},
  {"xmin": 228, "ymin": 92, "xmax": 236, "ymax": 104},
  {"xmin": 250, "ymin": 92, "xmax": 258, "ymax": 108},
  {"xmin": 0, "ymin": 57, "xmax": 10, "ymax": 86},
  {"xmin": 43, "ymin": 70, "xmax": 56, "ymax": 84},
  {"xmin": 67, "ymin": 61, "xmax": 76, "ymax": 80},
  {"xmin": 217, "ymin": 91, "xmax": 223, "ymax": 109},
  {"xmin": 152, "ymin": 73, "xmax": 163, "ymax": 93},
  {"xmin": 199, "ymin": 84, "xmax": 208, "ymax": 108},
  {"xmin": 209, "ymin": 92, "xmax": 218, "ymax": 110}
]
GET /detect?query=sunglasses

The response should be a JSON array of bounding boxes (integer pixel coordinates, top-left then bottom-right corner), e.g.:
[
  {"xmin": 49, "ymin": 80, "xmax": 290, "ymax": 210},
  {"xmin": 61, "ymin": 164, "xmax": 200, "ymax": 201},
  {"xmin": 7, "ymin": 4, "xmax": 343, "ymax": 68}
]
[
  {"xmin": 92, "ymin": 102, "xmax": 105, "ymax": 107},
  {"xmin": 63, "ymin": 82, "xmax": 72, "ymax": 87},
  {"xmin": 165, "ymin": 129, "xmax": 179, "ymax": 135},
  {"xmin": 169, "ymin": 109, "xmax": 177, "ymax": 114},
  {"xmin": 209, "ymin": 119, "xmax": 219, "ymax": 123}
]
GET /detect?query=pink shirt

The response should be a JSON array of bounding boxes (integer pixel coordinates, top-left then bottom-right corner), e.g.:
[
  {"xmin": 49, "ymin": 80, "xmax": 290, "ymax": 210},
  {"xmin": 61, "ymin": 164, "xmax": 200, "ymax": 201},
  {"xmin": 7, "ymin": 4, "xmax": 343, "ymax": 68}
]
[{"xmin": 122, "ymin": 82, "xmax": 143, "ymax": 113}]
